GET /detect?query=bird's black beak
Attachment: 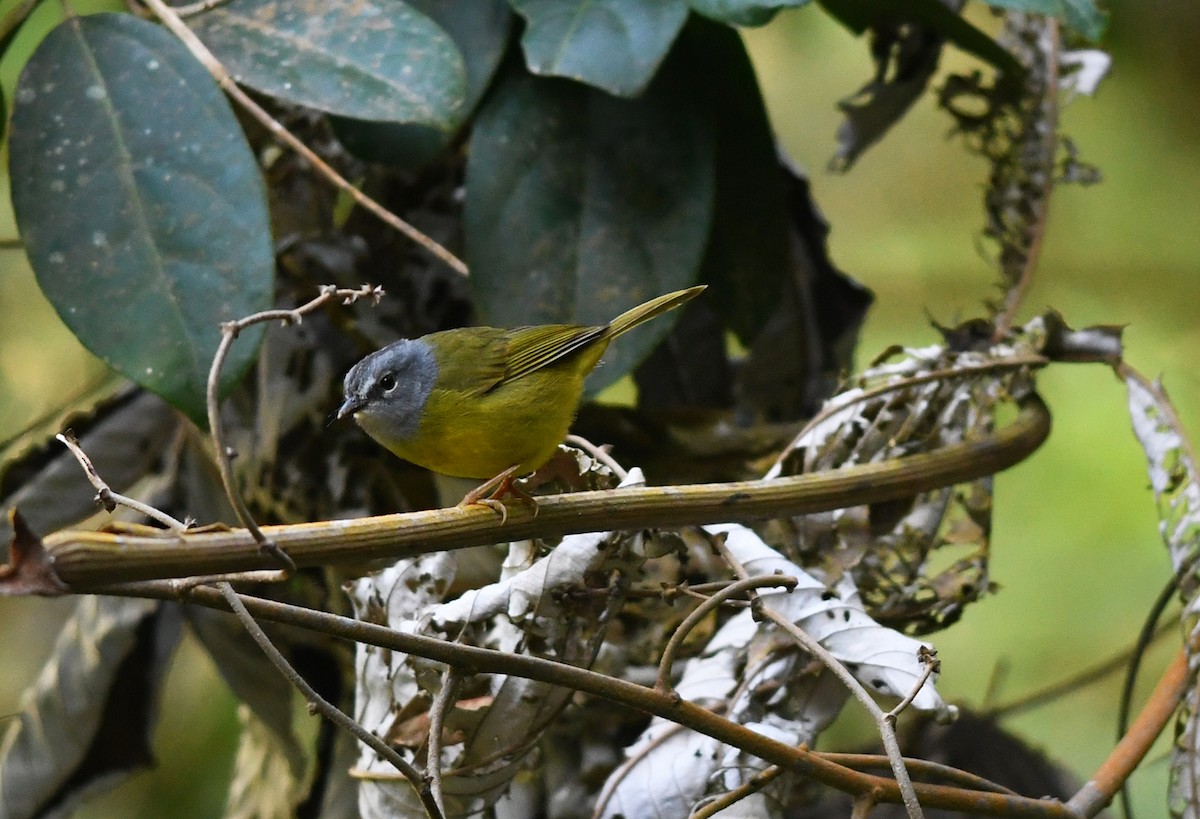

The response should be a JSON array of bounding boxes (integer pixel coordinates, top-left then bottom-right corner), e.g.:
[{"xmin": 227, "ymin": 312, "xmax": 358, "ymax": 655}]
[{"xmin": 331, "ymin": 395, "xmax": 365, "ymax": 426}]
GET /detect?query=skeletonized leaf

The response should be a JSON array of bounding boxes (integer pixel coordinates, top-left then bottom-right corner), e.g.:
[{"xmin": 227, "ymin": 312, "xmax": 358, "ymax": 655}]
[
  {"xmin": 0, "ymin": 598, "xmax": 179, "ymax": 818},
  {"xmin": 188, "ymin": 0, "xmax": 466, "ymax": 127},
  {"xmin": 9, "ymin": 14, "xmax": 273, "ymax": 425},
  {"xmin": 1123, "ymin": 371, "xmax": 1200, "ymax": 818},
  {"xmin": 511, "ymin": 0, "xmax": 688, "ymax": 96},
  {"xmin": 600, "ymin": 524, "xmax": 945, "ymax": 817}
]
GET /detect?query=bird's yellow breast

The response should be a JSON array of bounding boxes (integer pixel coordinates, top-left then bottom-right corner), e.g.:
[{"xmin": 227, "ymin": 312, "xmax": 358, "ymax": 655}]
[{"xmin": 385, "ymin": 364, "xmax": 590, "ymax": 479}]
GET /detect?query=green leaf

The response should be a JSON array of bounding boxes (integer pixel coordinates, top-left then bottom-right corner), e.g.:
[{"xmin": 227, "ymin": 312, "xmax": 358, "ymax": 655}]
[
  {"xmin": 981, "ymin": 0, "xmax": 1108, "ymax": 42},
  {"xmin": 188, "ymin": 0, "xmax": 466, "ymax": 127},
  {"xmin": 9, "ymin": 13, "xmax": 274, "ymax": 425},
  {"xmin": 330, "ymin": 0, "xmax": 511, "ymax": 167},
  {"xmin": 464, "ymin": 60, "xmax": 714, "ymax": 392},
  {"xmin": 511, "ymin": 0, "xmax": 688, "ymax": 97},
  {"xmin": 820, "ymin": 0, "xmax": 1023, "ymax": 78},
  {"xmin": 688, "ymin": 0, "xmax": 812, "ymax": 27}
]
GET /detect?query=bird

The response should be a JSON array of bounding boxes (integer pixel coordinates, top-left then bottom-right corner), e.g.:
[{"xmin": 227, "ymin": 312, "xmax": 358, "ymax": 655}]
[{"xmin": 337, "ymin": 286, "xmax": 705, "ymax": 512}]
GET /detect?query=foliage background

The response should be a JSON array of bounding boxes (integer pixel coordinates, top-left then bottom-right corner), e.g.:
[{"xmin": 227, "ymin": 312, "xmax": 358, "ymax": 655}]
[{"xmin": 0, "ymin": 0, "xmax": 1196, "ymax": 815}]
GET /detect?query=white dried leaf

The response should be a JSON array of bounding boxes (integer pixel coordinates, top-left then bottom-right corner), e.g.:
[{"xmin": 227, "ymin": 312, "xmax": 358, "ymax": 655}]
[
  {"xmin": 1124, "ymin": 373, "xmax": 1200, "ymax": 818},
  {"xmin": 429, "ymin": 530, "xmax": 611, "ymax": 631},
  {"xmin": 348, "ymin": 553, "xmax": 456, "ymax": 819},
  {"xmin": 600, "ymin": 525, "xmax": 946, "ymax": 817},
  {"xmin": 1059, "ymin": 49, "xmax": 1111, "ymax": 99}
]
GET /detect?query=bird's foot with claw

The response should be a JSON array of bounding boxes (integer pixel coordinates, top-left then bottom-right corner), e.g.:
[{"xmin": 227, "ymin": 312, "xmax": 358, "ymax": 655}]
[{"xmin": 458, "ymin": 465, "xmax": 539, "ymax": 524}]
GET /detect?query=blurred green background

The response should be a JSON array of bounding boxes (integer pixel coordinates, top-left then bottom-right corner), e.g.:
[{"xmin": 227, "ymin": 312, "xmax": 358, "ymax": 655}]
[{"xmin": 1, "ymin": 1, "xmax": 1197, "ymax": 815}]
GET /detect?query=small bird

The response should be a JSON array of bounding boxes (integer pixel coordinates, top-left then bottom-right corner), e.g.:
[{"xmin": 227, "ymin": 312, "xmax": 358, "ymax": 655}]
[{"xmin": 337, "ymin": 286, "xmax": 705, "ymax": 510}]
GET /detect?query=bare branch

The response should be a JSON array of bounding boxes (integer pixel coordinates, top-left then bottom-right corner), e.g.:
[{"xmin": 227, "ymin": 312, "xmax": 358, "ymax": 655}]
[
  {"xmin": 886, "ymin": 647, "xmax": 941, "ymax": 724},
  {"xmin": 691, "ymin": 764, "xmax": 785, "ymax": 819},
  {"xmin": 215, "ymin": 581, "xmax": 442, "ymax": 818},
  {"xmin": 25, "ymin": 395, "xmax": 1052, "ymax": 589},
  {"xmin": 56, "ymin": 432, "xmax": 190, "ymax": 531},
  {"xmin": 426, "ymin": 669, "xmax": 462, "ymax": 817},
  {"xmin": 654, "ymin": 574, "xmax": 798, "ymax": 694}
]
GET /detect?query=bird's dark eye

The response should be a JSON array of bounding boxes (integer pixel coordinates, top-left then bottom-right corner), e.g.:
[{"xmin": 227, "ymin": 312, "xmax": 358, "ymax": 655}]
[{"xmin": 379, "ymin": 373, "xmax": 397, "ymax": 392}]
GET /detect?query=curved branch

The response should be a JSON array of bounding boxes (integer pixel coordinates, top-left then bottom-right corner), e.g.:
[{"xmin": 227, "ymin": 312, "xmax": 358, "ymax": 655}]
[{"xmin": 98, "ymin": 581, "xmax": 1081, "ymax": 818}]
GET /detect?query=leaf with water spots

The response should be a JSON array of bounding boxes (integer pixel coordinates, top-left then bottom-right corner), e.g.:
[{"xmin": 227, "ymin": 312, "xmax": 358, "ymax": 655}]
[
  {"xmin": 9, "ymin": 13, "xmax": 273, "ymax": 425},
  {"xmin": 187, "ymin": 0, "xmax": 466, "ymax": 127}
]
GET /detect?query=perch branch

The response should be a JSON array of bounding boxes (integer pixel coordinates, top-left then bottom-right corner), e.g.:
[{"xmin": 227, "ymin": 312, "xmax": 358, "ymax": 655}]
[{"xmin": 27, "ymin": 394, "xmax": 1051, "ymax": 589}]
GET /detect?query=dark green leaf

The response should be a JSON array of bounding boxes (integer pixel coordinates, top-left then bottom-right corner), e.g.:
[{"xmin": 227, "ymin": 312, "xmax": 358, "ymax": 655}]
[
  {"xmin": 678, "ymin": 18, "xmax": 791, "ymax": 344},
  {"xmin": 511, "ymin": 0, "xmax": 688, "ymax": 96},
  {"xmin": 981, "ymin": 0, "xmax": 1107, "ymax": 42},
  {"xmin": 464, "ymin": 60, "xmax": 714, "ymax": 392},
  {"xmin": 9, "ymin": 13, "xmax": 274, "ymax": 424},
  {"xmin": 820, "ymin": 0, "xmax": 1024, "ymax": 78},
  {"xmin": 688, "ymin": 0, "xmax": 812, "ymax": 27},
  {"xmin": 188, "ymin": 0, "xmax": 466, "ymax": 127},
  {"xmin": 330, "ymin": 0, "xmax": 511, "ymax": 167}
]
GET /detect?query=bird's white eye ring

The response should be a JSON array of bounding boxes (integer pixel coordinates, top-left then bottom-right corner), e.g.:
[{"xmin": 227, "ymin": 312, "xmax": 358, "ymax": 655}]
[{"xmin": 380, "ymin": 373, "xmax": 397, "ymax": 392}]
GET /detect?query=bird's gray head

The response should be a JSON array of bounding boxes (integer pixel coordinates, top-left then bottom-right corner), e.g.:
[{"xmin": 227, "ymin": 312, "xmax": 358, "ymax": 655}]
[{"xmin": 337, "ymin": 338, "xmax": 438, "ymax": 443}]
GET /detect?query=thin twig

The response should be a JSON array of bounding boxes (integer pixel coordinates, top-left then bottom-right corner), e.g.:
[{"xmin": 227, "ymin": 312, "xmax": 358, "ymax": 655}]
[
  {"xmin": 214, "ymin": 582, "xmax": 442, "ymax": 819},
  {"xmin": 426, "ymin": 669, "xmax": 461, "ymax": 817},
  {"xmin": 204, "ymin": 285, "xmax": 381, "ymax": 570},
  {"xmin": 820, "ymin": 753, "xmax": 1017, "ymax": 795},
  {"xmin": 710, "ymin": 540, "xmax": 925, "ymax": 819},
  {"xmin": 886, "ymin": 647, "xmax": 941, "ymax": 724},
  {"xmin": 763, "ymin": 611, "xmax": 924, "ymax": 819},
  {"xmin": 654, "ymin": 575, "xmax": 798, "ymax": 694},
  {"xmin": 56, "ymin": 432, "xmax": 190, "ymax": 531},
  {"xmin": 590, "ymin": 722, "xmax": 689, "ymax": 819},
  {"xmin": 691, "ymin": 764, "xmax": 785, "ymax": 819},
  {"xmin": 137, "ymin": 0, "xmax": 468, "ymax": 276},
  {"xmin": 564, "ymin": 435, "xmax": 629, "ymax": 481}
]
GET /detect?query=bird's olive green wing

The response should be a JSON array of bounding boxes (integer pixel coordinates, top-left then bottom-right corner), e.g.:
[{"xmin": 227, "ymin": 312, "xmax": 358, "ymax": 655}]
[
  {"xmin": 502, "ymin": 324, "xmax": 608, "ymax": 383},
  {"xmin": 426, "ymin": 327, "xmax": 511, "ymax": 399}
]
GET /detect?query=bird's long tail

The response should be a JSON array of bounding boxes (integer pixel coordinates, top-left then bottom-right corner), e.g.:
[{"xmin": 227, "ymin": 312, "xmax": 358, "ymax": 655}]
[{"xmin": 604, "ymin": 285, "xmax": 706, "ymax": 340}]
